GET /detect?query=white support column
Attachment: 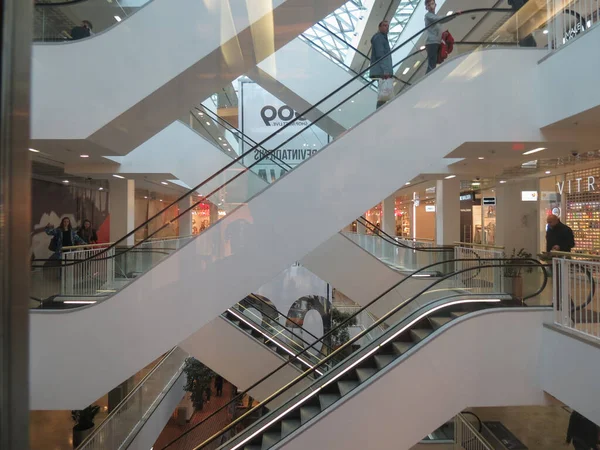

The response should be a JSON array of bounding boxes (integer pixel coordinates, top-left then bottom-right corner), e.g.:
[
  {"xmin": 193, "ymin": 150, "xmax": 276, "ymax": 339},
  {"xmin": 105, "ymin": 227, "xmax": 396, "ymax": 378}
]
[
  {"xmin": 109, "ymin": 178, "xmax": 135, "ymax": 246},
  {"xmin": 178, "ymin": 197, "xmax": 194, "ymax": 237},
  {"xmin": 435, "ymin": 178, "xmax": 460, "ymax": 246},
  {"xmin": 495, "ymin": 179, "xmax": 539, "ymax": 256},
  {"xmin": 382, "ymin": 194, "xmax": 396, "ymax": 236}
]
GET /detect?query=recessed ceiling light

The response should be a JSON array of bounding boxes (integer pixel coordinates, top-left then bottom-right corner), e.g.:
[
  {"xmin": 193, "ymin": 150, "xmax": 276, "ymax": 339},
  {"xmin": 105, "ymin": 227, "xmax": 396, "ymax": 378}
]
[
  {"xmin": 445, "ymin": 175, "xmax": 456, "ymax": 179},
  {"xmin": 420, "ymin": 45, "xmax": 426, "ymax": 50},
  {"xmin": 405, "ymin": 182, "xmax": 411, "ymax": 185},
  {"xmin": 218, "ymin": 137, "xmax": 222, "ymax": 141},
  {"xmin": 161, "ymin": 181, "xmax": 168, "ymax": 185},
  {"xmin": 99, "ymin": 187, "xmax": 104, "ymax": 191},
  {"xmin": 62, "ymin": 180, "xmax": 69, "ymax": 183},
  {"xmin": 472, "ymin": 182, "xmax": 480, "ymax": 185},
  {"xmin": 206, "ymin": 122, "xmax": 210, "ymax": 125},
  {"xmin": 499, "ymin": 180, "xmax": 507, "ymax": 184},
  {"xmin": 478, "ymin": 157, "xmax": 485, "ymax": 160},
  {"xmin": 159, "ymin": 199, "xmax": 163, "ymax": 202},
  {"xmin": 402, "ymin": 67, "xmax": 410, "ymax": 75},
  {"xmin": 222, "ymin": 142, "xmax": 227, "ymax": 146},
  {"xmin": 80, "ymin": 154, "xmax": 89, "ymax": 158},
  {"xmin": 413, "ymin": 60, "xmax": 421, "ymax": 68},
  {"xmin": 198, "ymin": 112, "xmax": 204, "ymax": 116},
  {"xmin": 114, "ymin": 15, "xmax": 122, "ymax": 22},
  {"xmin": 144, "ymin": 196, "xmax": 148, "ymax": 199},
  {"xmin": 446, "ymin": 11, "xmax": 454, "ymax": 16},
  {"xmin": 545, "ymin": 170, "xmax": 551, "ymax": 174},
  {"xmin": 543, "ymin": 29, "xmax": 549, "ymax": 35},
  {"xmin": 112, "ymin": 174, "xmax": 125, "ymax": 179},
  {"xmin": 29, "ymin": 148, "xmax": 40, "ymax": 153},
  {"xmin": 523, "ymin": 147, "xmax": 546, "ymax": 155}
]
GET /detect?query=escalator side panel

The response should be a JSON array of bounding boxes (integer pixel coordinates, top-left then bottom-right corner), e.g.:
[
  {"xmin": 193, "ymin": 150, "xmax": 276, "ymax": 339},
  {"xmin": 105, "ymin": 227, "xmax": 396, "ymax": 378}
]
[{"xmin": 278, "ymin": 309, "xmax": 550, "ymax": 450}]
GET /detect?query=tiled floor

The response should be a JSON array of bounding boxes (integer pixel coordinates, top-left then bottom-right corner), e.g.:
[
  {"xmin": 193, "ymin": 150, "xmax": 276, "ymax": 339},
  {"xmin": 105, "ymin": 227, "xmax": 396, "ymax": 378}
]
[{"xmin": 30, "ymin": 355, "xmax": 161, "ymax": 450}]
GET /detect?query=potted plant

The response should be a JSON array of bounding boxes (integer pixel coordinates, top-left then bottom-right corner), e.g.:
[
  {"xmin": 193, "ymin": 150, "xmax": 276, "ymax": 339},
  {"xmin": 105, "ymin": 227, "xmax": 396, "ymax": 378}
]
[
  {"xmin": 182, "ymin": 357, "xmax": 216, "ymax": 411},
  {"xmin": 329, "ymin": 309, "xmax": 358, "ymax": 358},
  {"xmin": 71, "ymin": 404, "xmax": 100, "ymax": 447},
  {"xmin": 502, "ymin": 248, "xmax": 534, "ymax": 300}
]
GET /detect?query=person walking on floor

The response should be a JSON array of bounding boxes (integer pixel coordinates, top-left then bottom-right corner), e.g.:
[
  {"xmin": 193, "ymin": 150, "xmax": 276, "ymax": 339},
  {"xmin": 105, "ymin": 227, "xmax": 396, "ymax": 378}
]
[
  {"xmin": 370, "ymin": 20, "xmax": 393, "ymax": 109},
  {"xmin": 546, "ymin": 214, "xmax": 575, "ymax": 253},
  {"xmin": 77, "ymin": 219, "xmax": 98, "ymax": 244},
  {"xmin": 46, "ymin": 217, "xmax": 86, "ymax": 258},
  {"xmin": 215, "ymin": 375, "xmax": 224, "ymax": 397},
  {"xmin": 567, "ymin": 410, "xmax": 599, "ymax": 450}
]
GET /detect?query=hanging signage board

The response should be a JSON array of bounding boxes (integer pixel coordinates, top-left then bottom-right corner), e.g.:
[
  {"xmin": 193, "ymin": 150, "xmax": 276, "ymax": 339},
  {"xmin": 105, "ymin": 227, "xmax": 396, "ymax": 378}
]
[
  {"xmin": 240, "ymin": 81, "xmax": 328, "ymax": 169},
  {"xmin": 521, "ymin": 191, "xmax": 538, "ymax": 202},
  {"xmin": 483, "ymin": 197, "xmax": 496, "ymax": 205}
]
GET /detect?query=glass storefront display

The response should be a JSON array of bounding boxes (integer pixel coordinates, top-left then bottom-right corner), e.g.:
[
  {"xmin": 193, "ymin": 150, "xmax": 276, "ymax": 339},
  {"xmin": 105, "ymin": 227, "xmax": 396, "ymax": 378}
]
[{"xmin": 460, "ymin": 189, "xmax": 496, "ymax": 245}]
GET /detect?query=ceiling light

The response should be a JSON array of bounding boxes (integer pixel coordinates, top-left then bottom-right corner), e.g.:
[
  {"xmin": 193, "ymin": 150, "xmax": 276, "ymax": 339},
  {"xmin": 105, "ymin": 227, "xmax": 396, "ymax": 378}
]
[
  {"xmin": 80, "ymin": 154, "xmax": 89, "ymax": 158},
  {"xmin": 351, "ymin": 100, "xmax": 355, "ymax": 103},
  {"xmin": 523, "ymin": 147, "xmax": 546, "ymax": 155},
  {"xmin": 545, "ymin": 170, "xmax": 551, "ymax": 174},
  {"xmin": 112, "ymin": 174, "xmax": 125, "ymax": 179},
  {"xmin": 159, "ymin": 199, "xmax": 163, "ymax": 202},
  {"xmin": 478, "ymin": 157, "xmax": 484, "ymax": 160},
  {"xmin": 161, "ymin": 181, "xmax": 168, "ymax": 185},
  {"xmin": 144, "ymin": 196, "xmax": 148, "ymax": 199},
  {"xmin": 29, "ymin": 148, "xmax": 40, "ymax": 153},
  {"xmin": 420, "ymin": 45, "xmax": 426, "ymax": 50},
  {"xmin": 543, "ymin": 29, "xmax": 549, "ymax": 35},
  {"xmin": 472, "ymin": 182, "xmax": 480, "ymax": 185},
  {"xmin": 402, "ymin": 67, "xmax": 410, "ymax": 75},
  {"xmin": 99, "ymin": 187, "xmax": 104, "ymax": 191},
  {"xmin": 445, "ymin": 175, "xmax": 456, "ymax": 179},
  {"xmin": 446, "ymin": 11, "xmax": 454, "ymax": 16},
  {"xmin": 198, "ymin": 112, "xmax": 204, "ymax": 116},
  {"xmin": 405, "ymin": 182, "xmax": 411, "ymax": 185},
  {"xmin": 206, "ymin": 122, "xmax": 210, "ymax": 125},
  {"xmin": 62, "ymin": 180, "xmax": 69, "ymax": 184},
  {"xmin": 499, "ymin": 180, "xmax": 507, "ymax": 184},
  {"xmin": 114, "ymin": 15, "xmax": 122, "ymax": 22},
  {"xmin": 222, "ymin": 142, "xmax": 227, "ymax": 146},
  {"xmin": 338, "ymin": 108, "xmax": 342, "ymax": 112},
  {"xmin": 218, "ymin": 137, "xmax": 222, "ymax": 141},
  {"xmin": 413, "ymin": 60, "xmax": 421, "ymax": 68}
]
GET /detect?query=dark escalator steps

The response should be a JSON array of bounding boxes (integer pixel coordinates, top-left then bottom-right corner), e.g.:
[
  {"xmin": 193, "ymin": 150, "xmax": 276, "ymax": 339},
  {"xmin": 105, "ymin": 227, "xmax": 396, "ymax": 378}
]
[
  {"xmin": 410, "ymin": 327, "xmax": 434, "ymax": 342},
  {"xmin": 243, "ymin": 446, "xmax": 261, "ymax": 450},
  {"xmin": 392, "ymin": 341, "xmax": 415, "ymax": 355},
  {"xmin": 261, "ymin": 431, "xmax": 281, "ymax": 449},
  {"xmin": 318, "ymin": 393, "xmax": 340, "ymax": 410},
  {"xmin": 429, "ymin": 315, "xmax": 452, "ymax": 330},
  {"xmin": 373, "ymin": 354, "xmax": 395, "ymax": 370},
  {"xmin": 337, "ymin": 380, "xmax": 360, "ymax": 396},
  {"xmin": 280, "ymin": 419, "xmax": 301, "ymax": 439},
  {"xmin": 355, "ymin": 367, "xmax": 378, "ymax": 383},
  {"xmin": 300, "ymin": 405, "xmax": 321, "ymax": 424},
  {"xmin": 450, "ymin": 311, "xmax": 468, "ymax": 319}
]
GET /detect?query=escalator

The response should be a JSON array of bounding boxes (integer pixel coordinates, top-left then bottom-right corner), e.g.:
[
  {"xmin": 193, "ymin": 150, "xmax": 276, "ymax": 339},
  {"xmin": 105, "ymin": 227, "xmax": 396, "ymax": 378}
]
[
  {"xmin": 156, "ymin": 259, "xmax": 550, "ymax": 450},
  {"xmin": 31, "ymin": 0, "xmax": 347, "ymax": 154},
  {"xmin": 30, "ymin": 8, "xmax": 560, "ymax": 409}
]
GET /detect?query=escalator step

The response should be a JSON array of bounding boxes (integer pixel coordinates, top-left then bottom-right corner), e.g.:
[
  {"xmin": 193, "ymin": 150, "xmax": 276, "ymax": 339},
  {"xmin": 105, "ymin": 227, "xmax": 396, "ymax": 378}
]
[
  {"xmin": 300, "ymin": 405, "xmax": 321, "ymax": 424},
  {"xmin": 355, "ymin": 367, "xmax": 378, "ymax": 383},
  {"xmin": 281, "ymin": 419, "xmax": 301, "ymax": 439},
  {"xmin": 374, "ymin": 354, "xmax": 395, "ymax": 370},
  {"xmin": 429, "ymin": 316, "xmax": 452, "ymax": 329},
  {"xmin": 318, "ymin": 393, "xmax": 340, "ymax": 411},
  {"xmin": 410, "ymin": 328, "xmax": 433, "ymax": 342},
  {"xmin": 392, "ymin": 341, "xmax": 415, "ymax": 355},
  {"xmin": 261, "ymin": 431, "xmax": 281, "ymax": 450},
  {"xmin": 231, "ymin": 320, "xmax": 241, "ymax": 327},
  {"xmin": 337, "ymin": 380, "xmax": 360, "ymax": 397},
  {"xmin": 451, "ymin": 311, "xmax": 468, "ymax": 319},
  {"xmin": 244, "ymin": 446, "xmax": 262, "ymax": 450}
]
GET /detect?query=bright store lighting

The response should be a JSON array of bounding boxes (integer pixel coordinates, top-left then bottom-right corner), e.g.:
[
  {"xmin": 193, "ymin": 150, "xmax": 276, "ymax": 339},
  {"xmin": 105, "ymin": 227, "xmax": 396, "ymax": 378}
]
[
  {"xmin": 114, "ymin": 15, "xmax": 122, "ymax": 22},
  {"xmin": 444, "ymin": 175, "xmax": 456, "ymax": 179},
  {"xmin": 478, "ymin": 157, "xmax": 484, "ymax": 160},
  {"xmin": 161, "ymin": 181, "xmax": 168, "ymax": 185},
  {"xmin": 29, "ymin": 148, "xmax": 40, "ymax": 153},
  {"xmin": 112, "ymin": 174, "xmax": 125, "ymax": 179},
  {"xmin": 80, "ymin": 154, "xmax": 89, "ymax": 158},
  {"xmin": 499, "ymin": 180, "xmax": 507, "ymax": 184},
  {"xmin": 523, "ymin": 147, "xmax": 546, "ymax": 155},
  {"xmin": 545, "ymin": 170, "xmax": 551, "ymax": 174},
  {"xmin": 402, "ymin": 67, "xmax": 410, "ymax": 75}
]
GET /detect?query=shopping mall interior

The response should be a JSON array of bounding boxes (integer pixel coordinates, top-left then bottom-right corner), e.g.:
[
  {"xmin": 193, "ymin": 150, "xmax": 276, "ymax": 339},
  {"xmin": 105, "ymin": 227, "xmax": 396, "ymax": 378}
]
[{"xmin": 3, "ymin": 0, "xmax": 600, "ymax": 449}]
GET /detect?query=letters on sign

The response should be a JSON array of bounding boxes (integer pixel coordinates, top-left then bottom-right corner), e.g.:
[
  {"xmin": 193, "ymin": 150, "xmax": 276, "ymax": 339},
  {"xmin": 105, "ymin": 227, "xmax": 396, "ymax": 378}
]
[{"xmin": 556, "ymin": 176, "xmax": 596, "ymax": 195}]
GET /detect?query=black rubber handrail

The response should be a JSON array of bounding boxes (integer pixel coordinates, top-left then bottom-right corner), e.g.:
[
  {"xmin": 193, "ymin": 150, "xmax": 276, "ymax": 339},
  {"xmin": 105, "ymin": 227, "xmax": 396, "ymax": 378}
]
[
  {"xmin": 35, "ymin": 0, "xmax": 90, "ymax": 6},
  {"xmin": 160, "ymin": 257, "xmax": 547, "ymax": 449},
  {"xmin": 162, "ymin": 258, "xmax": 548, "ymax": 449},
  {"xmin": 31, "ymin": 8, "xmax": 513, "ymax": 271}
]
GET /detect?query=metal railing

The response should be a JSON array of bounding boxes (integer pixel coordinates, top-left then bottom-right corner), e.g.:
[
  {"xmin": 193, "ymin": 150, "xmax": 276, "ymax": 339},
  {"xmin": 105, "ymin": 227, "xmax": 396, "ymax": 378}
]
[
  {"xmin": 76, "ymin": 347, "xmax": 189, "ymax": 450},
  {"xmin": 454, "ymin": 246, "xmax": 504, "ymax": 294},
  {"xmin": 552, "ymin": 255, "xmax": 599, "ymax": 340},
  {"xmin": 454, "ymin": 413, "xmax": 495, "ymax": 450},
  {"xmin": 547, "ymin": 0, "xmax": 599, "ymax": 50}
]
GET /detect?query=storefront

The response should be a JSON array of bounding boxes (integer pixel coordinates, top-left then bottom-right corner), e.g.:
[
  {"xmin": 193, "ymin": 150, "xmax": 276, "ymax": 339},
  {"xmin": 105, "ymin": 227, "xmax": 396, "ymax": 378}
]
[
  {"xmin": 459, "ymin": 189, "xmax": 497, "ymax": 245},
  {"xmin": 540, "ymin": 166, "xmax": 600, "ymax": 254}
]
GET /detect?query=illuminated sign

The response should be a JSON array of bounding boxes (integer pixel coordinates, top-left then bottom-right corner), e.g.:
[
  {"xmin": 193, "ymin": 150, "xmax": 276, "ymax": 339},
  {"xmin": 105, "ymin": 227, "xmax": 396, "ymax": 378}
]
[
  {"xmin": 425, "ymin": 205, "xmax": 436, "ymax": 212},
  {"xmin": 521, "ymin": 191, "xmax": 538, "ymax": 202},
  {"xmin": 483, "ymin": 197, "xmax": 496, "ymax": 205}
]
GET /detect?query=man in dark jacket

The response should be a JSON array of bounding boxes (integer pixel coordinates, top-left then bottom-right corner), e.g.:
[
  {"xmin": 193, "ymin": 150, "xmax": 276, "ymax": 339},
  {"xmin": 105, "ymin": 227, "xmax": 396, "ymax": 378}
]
[
  {"xmin": 567, "ymin": 410, "xmax": 599, "ymax": 450},
  {"xmin": 546, "ymin": 214, "xmax": 575, "ymax": 252},
  {"xmin": 370, "ymin": 21, "xmax": 393, "ymax": 109},
  {"xmin": 71, "ymin": 20, "xmax": 93, "ymax": 40}
]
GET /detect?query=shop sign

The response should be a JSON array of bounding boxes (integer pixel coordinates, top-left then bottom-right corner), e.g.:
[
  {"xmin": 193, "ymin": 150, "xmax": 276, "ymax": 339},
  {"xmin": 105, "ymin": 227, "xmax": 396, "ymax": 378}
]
[
  {"xmin": 425, "ymin": 205, "xmax": 436, "ymax": 212},
  {"xmin": 460, "ymin": 194, "xmax": 473, "ymax": 201},
  {"xmin": 556, "ymin": 177, "xmax": 596, "ymax": 195},
  {"xmin": 483, "ymin": 197, "xmax": 496, "ymax": 205},
  {"xmin": 521, "ymin": 191, "xmax": 538, "ymax": 201}
]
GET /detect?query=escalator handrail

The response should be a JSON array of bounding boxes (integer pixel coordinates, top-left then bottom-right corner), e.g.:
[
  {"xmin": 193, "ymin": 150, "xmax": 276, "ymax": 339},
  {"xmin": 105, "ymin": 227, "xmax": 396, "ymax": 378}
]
[
  {"xmin": 34, "ymin": 8, "xmax": 514, "ymax": 272},
  {"xmin": 35, "ymin": 0, "xmax": 90, "ymax": 5},
  {"xmin": 160, "ymin": 257, "xmax": 547, "ymax": 449}
]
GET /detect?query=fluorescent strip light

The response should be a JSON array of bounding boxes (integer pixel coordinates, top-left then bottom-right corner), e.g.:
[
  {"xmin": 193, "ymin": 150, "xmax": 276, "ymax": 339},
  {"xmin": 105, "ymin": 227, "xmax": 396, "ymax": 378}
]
[
  {"xmin": 80, "ymin": 154, "xmax": 89, "ymax": 158},
  {"xmin": 63, "ymin": 300, "xmax": 97, "ymax": 305},
  {"xmin": 402, "ymin": 67, "xmax": 410, "ymax": 75},
  {"xmin": 478, "ymin": 157, "xmax": 484, "ymax": 160},
  {"xmin": 62, "ymin": 180, "xmax": 69, "ymax": 184},
  {"xmin": 112, "ymin": 174, "xmax": 125, "ymax": 179},
  {"xmin": 446, "ymin": 11, "xmax": 454, "ymax": 15},
  {"xmin": 161, "ymin": 181, "xmax": 168, "ymax": 185},
  {"xmin": 499, "ymin": 180, "xmax": 507, "ymax": 184},
  {"xmin": 543, "ymin": 29, "xmax": 549, "ymax": 35},
  {"xmin": 230, "ymin": 298, "xmax": 501, "ymax": 450},
  {"xmin": 523, "ymin": 147, "xmax": 546, "ymax": 155},
  {"xmin": 444, "ymin": 175, "xmax": 456, "ymax": 179},
  {"xmin": 29, "ymin": 148, "xmax": 40, "ymax": 153},
  {"xmin": 114, "ymin": 15, "xmax": 122, "ymax": 22},
  {"xmin": 545, "ymin": 170, "xmax": 551, "ymax": 174}
]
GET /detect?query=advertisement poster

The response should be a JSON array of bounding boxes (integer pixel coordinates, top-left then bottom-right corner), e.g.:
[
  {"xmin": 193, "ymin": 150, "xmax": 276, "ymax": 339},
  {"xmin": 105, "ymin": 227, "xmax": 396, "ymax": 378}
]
[{"xmin": 240, "ymin": 81, "xmax": 329, "ymax": 176}]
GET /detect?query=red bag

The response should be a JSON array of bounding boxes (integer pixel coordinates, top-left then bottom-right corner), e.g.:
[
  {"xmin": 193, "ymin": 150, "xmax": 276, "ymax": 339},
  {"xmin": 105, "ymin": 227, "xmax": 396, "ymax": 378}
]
[{"xmin": 437, "ymin": 30, "xmax": 455, "ymax": 64}]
